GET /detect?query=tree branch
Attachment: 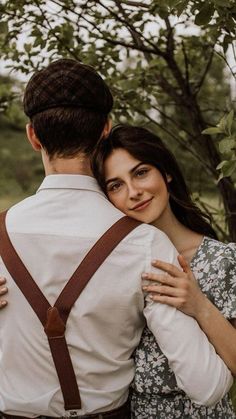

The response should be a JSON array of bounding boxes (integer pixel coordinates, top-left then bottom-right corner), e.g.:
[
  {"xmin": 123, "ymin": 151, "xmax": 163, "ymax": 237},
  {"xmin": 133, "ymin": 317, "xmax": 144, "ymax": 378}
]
[
  {"xmin": 34, "ymin": 0, "xmax": 80, "ymax": 60},
  {"xmin": 114, "ymin": 0, "xmax": 151, "ymax": 61},
  {"xmin": 131, "ymin": 105, "xmax": 216, "ymax": 176},
  {"xmin": 156, "ymin": 73, "xmax": 183, "ymax": 105},
  {"xmin": 194, "ymin": 47, "xmax": 214, "ymax": 95},
  {"xmin": 97, "ymin": 0, "xmax": 166, "ymax": 58},
  {"xmin": 214, "ymin": 49, "xmax": 236, "ymax": 79},
  {"xmin": 197, "ymin": 199, "xmax": 229, "ymax": 241},
  {"xmin": 162, "ymin": 18, "xmax": 190, "ymax": 95},
  {"xmin": 50, "ymin": 0, "xmax": 159, "ymax": 56},
  {"xmin": 119, "ymin": 0, "xmax": 149, "ymax": 8},
  {"xmin": 181, "ymin": 40, "xmax": 190, "ymax": 88},
  {"xmin": 151, "ymin": 104, "xmax": 197, "ymax": 139}
]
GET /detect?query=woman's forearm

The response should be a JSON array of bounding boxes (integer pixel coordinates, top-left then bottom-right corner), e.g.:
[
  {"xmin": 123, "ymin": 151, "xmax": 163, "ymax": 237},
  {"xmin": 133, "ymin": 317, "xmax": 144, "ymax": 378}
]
[
  {"xmin": 195, "ymin": 296, "xmax": 236, "ymax": 376},
  {"xmin": 143, "ymin": 258, "xmax": 236, "ymax": 377}
]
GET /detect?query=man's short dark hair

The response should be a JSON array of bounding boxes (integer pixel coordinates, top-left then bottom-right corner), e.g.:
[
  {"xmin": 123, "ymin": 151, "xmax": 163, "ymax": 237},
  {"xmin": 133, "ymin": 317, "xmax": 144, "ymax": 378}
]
[{"xmin": 23, "ymin": 59, "xmax": 113, "ymax": 158}]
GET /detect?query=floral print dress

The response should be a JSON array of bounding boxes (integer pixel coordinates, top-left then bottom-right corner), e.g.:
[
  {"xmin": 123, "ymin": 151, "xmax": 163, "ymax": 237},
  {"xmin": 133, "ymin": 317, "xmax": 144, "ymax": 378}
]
[{"xmin": 131, "ymin": 237, "xmax": 236, "ymax": 418}]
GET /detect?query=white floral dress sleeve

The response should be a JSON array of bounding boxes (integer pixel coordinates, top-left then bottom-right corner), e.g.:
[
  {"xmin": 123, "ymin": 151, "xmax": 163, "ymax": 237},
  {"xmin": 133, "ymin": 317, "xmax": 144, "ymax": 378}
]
[{"xmin": 192, "ymin": 238, "xmax": 236, "ymax": 320}]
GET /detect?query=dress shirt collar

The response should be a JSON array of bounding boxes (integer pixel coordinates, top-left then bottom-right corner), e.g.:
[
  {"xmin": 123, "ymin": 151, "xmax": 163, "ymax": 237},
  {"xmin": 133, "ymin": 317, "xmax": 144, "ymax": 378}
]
[{"xmin": 37, "ymin": 174, "xmax": 104, "ymax": 196}]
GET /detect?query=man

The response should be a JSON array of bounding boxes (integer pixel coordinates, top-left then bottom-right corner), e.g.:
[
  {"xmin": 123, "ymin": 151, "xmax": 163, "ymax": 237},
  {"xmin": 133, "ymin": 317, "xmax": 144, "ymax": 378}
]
[{"xmin": 0, "ymin": 59, "xmax": 233, "ymax": 418}]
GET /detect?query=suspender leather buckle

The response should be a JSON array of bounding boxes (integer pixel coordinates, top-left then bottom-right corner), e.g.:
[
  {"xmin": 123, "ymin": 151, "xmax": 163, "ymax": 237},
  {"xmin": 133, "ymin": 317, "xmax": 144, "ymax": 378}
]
[{"xmin": 44, "ymin": 307, "xmax": 66, "ymax": 338}]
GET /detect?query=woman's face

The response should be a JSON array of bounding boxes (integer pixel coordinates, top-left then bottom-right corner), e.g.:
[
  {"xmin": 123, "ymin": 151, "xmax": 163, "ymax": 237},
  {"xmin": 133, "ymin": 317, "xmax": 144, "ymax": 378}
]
[{"xmin": 104, "ymin": 148, "xmax": 171, "ymax": 225}]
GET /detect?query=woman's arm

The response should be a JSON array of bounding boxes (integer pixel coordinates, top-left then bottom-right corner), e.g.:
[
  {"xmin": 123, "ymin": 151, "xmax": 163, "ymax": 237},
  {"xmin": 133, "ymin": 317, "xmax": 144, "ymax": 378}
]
[
  {"xmin": 142, "ymin": 256, "xmax": 236, "ymax": 376},
  {"xmin": 0, "ymin": 276, "xmax": 8, "ymax": 308}
]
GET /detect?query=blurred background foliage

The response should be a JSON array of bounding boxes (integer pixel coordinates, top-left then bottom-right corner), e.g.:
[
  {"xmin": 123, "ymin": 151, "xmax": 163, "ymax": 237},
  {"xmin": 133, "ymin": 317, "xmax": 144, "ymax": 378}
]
[
  {"xmin": 0, "ymin": 0, "xmax": 235, "ymax": 240},
  {"xmin": 0, "ymin": 74, "xmax": 43, "ymax": 207}
]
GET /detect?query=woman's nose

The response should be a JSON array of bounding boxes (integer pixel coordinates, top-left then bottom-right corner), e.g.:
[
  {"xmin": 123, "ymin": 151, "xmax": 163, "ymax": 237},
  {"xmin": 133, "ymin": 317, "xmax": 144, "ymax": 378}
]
[{"xmin": 128, "ymin": 184, "xmax": 143, "ymax": 199}]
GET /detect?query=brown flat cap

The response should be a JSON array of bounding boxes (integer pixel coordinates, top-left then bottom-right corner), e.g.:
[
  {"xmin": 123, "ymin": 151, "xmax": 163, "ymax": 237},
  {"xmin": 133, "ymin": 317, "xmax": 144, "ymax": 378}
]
[{"xmin": 23, "ymin": 58, "xmax": 113, "ymax": 118}]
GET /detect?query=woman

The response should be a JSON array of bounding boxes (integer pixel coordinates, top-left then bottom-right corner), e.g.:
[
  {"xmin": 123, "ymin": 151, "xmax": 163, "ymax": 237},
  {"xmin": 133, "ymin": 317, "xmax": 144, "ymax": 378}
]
[{"xmin": 91, "ymin": 125, "xmax": 236, "ymax": 418}]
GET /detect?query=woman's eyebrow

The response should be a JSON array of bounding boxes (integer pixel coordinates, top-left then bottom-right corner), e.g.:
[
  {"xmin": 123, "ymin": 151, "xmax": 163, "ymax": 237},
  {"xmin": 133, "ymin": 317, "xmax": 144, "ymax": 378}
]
[
  {"xmin": 105, "ymin": 162, "xmax": 144, "ymax": 186},
  {"xmin": 105, "ymin": 177, "xmax": 119, "ymax": 186},
  {"xmin": 130, "ymin": 162, "xmax": 143, "ymax": 174}
]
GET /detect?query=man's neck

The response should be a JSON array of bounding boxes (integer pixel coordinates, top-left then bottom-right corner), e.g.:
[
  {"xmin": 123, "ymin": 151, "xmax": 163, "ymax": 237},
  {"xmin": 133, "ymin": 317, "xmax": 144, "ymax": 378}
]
[{"xmin": 42, "ymin": 151, "xmax": 93, "ymax": 177}]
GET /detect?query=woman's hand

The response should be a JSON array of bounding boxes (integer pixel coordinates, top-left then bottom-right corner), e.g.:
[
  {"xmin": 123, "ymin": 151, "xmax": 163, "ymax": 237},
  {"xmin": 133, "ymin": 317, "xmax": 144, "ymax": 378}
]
[
  {"xmin": 142, "ymin": 255, "xmax": 206, "ymax": 318},
  {"xmin": 0, "ymin": 277, "xmax": 8, "ymax": 308},
  {"xmin": 143, "ymin": 256, "xmax": 236, "ymax": 375}
]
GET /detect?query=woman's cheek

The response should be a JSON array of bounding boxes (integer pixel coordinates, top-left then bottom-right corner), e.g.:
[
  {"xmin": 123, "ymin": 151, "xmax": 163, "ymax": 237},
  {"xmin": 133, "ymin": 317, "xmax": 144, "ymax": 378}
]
[{"xmin": 112, "ymin": 194, "xmax": 126, "ymax": 213}]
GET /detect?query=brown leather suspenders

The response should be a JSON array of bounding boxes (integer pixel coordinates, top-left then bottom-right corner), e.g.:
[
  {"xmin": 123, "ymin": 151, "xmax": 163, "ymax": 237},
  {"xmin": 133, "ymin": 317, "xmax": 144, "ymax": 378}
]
[{"xmin": 0, "ymin": 211, "xmax": 140, "ymax": 412}]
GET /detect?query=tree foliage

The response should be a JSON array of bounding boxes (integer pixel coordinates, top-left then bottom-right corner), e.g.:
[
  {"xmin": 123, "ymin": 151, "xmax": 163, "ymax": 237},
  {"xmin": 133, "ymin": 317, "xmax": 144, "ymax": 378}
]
[
  {"xmin": 0, "ymin": 76, "xmax": 27, "ymax": 132},
  {"xmin": 203, "ymin": 110, "xmax": 236, "ymax": 179},
  {"xmin": 0, "ymin": 0, "xmax": 236, "ymax": 239}
]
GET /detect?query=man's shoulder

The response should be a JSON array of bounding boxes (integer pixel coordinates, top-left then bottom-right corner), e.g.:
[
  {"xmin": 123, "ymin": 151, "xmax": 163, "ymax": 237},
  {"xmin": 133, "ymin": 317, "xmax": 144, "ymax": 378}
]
[
  {"xmin": 2, "ymin": 193, "xmax": 46, "ymax": 233},
  {"xmin": 123, "ymin": 221, "xmax": 172, "ymax": 247},
  {"xmin": 2, "ymin": 194, "xmax": 36, "ymax": 218}
]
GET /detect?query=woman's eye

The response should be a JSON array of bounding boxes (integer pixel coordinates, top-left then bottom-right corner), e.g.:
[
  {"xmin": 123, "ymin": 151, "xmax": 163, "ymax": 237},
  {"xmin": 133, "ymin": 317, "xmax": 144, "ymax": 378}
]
[
  {"xmin": 135, "ymin": 168, "xmax": 149, "ymax": 177},
  {"xmin": 107, "ymin": 182, "xmax": 122, "ymax": 192}
]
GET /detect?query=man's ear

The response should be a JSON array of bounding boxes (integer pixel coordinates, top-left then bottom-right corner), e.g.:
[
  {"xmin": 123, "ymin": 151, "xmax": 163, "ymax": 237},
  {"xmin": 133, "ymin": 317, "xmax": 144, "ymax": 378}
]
[
  {"xmin": 100, "ymin": 118, "xmax": 112, "ymax": 139},
  {"xmin": 26, "ymin": 123, "xmax": 42, "ymax": 151}
]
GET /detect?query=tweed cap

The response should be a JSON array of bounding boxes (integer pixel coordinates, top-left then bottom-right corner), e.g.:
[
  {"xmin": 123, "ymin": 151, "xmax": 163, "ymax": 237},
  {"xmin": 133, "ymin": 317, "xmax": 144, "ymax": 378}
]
[{"xmin": 23, "ymin": 58, "xmax": 113, "ymax": 118}]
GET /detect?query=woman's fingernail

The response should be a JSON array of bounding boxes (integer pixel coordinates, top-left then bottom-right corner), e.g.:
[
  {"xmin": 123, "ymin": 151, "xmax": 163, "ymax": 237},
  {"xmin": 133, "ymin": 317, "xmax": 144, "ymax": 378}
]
[
  {"xmin": 142, "ymin": 273, "xmax": 148, "ymax": 279},
  {"xmin": 0, "ymin": 301, "xmax": 7, "ymax": 307}
]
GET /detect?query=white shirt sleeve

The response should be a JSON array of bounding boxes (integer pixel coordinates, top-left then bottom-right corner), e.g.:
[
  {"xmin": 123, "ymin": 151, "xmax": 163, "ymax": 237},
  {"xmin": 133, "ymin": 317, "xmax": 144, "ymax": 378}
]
[{"xmin": 144, "ymin": 229, "xmax": 233, "ymax": 406}]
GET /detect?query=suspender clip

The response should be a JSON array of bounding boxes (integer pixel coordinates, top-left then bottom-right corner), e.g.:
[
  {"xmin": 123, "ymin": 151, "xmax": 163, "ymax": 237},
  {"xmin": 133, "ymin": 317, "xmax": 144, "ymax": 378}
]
[{"xmin": 44, "ymin": 306, "xmax": 66, "ymax": 338}]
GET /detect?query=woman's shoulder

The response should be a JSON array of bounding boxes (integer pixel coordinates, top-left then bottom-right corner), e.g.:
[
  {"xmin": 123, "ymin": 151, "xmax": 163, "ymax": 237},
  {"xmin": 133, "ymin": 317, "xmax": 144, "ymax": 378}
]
[
  {"xmin": 196, "ymin": 237, "xmax": 236, "ymax": 319},
  {"xmin": 202, "ymin": 236, "xmax": 236, "ymax": 261},
  {"xmin": 192, "ymin": 236, "xmax": 236, "ymax": 281}
]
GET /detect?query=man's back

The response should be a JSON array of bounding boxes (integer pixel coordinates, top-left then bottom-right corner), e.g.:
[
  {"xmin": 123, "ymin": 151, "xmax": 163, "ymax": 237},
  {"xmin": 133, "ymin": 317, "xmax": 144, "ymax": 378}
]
[
  {"xmin": 0, "ymin": 173, "xmax": 234, "ymax": 417},
  {"xmin": 0, "ymin": 57, "xmax": 232, "ymax": 418},
  {"xmin": 0, "ymin": 174, "xmax": 167, "ymax": 416}
]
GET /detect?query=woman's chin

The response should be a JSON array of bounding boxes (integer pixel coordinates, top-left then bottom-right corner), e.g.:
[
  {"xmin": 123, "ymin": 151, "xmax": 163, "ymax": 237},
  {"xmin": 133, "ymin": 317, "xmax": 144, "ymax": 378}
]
[{"xmin": 127, "ymin": 213, "xmax": 155, "ymax": 225}]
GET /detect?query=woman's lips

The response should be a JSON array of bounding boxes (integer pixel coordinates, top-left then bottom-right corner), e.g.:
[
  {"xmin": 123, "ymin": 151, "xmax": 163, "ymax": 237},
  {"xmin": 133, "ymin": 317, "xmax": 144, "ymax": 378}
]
[{"xmin": 131, "ymin": 198, "xmax": 153, "ymax": 211}]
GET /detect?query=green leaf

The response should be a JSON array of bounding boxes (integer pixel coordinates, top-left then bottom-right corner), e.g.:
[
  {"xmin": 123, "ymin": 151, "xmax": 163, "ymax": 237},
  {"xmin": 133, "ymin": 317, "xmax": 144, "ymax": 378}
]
[
  {"xmin": 226, "ymin": 110, "xmax": 234, "ymax": 133},
  {"xmin": 217, "ymin": 114, "xmax": 228, "ymax": 134},
  {"xmin": 213, "ymin": 0, "xmax": 231, "ymax": 7},
  {"xmin": 217, "ymin": 160, "xmax": 236, "ymax": 180},
  {"xmin": 202, "ymin": 127, "xmax": 224, "ymax": 135},
  {"xmin": 216, "ymin": 111, "xmax": 235, "ymax": 136},
  {"xmin": 31, "ymin": 28, "xmax": 42, "ymax": 38},
  {"xmin": 216, "ymin": 160, "xmax": 228, "ymax": 170},
  {"xmin": 33, "ymin": 37, "xmax": 44, "ymax": 48},
  {"xmin": 195, "ymin": 3, "xmax": 215, "ymax": 26},
  {"xmin": 175, "ymin": 0, "xmax": 189, "ymax": 16},
  {"xmin": 218, "ymin": 137, "xmax": 236, "ymax": 154},
  {"xmin": 24, "ymin": 43, "xmax": 32, "ymax": 54},
  {"xmin": 167, "ymin": 0, "xmax": 182, "ymax": 7},
  {"xmin": 158, "ymin": 6, "xmax": 169, "ymax": 19},
  {"xmin": 0, "ymin": 21, "xmax": 8, "ymax": 34}
]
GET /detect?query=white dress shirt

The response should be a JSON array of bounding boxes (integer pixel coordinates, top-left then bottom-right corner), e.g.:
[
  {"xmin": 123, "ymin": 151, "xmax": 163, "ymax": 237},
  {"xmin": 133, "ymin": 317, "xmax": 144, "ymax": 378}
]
[{"xmin": 0, "ymin": 174, "xmax": 232, "ymax": 417}]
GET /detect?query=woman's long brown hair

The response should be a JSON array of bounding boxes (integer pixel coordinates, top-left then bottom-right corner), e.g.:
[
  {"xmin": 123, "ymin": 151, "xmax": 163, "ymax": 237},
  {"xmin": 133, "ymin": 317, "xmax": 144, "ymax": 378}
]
[{"xmin": 91, "ymin": 125, "xmax": 217, "ymax": 240}]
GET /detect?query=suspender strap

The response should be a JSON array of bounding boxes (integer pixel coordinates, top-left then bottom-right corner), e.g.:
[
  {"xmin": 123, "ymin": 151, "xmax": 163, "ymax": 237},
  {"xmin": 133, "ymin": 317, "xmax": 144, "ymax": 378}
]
[{"xmin": 0, "ymin": 211, "xmax": 141, "ymax": 411}]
